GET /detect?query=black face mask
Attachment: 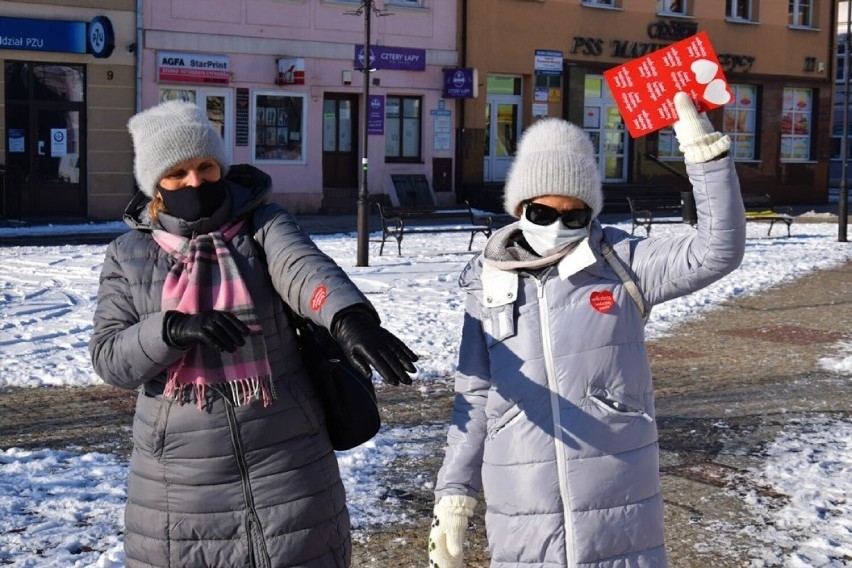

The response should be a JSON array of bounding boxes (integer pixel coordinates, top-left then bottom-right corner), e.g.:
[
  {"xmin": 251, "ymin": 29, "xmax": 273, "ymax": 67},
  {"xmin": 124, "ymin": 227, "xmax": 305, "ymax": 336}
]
[{"xmin": 159, "ymin": 179, "xmax": 227, "ymax": 222}]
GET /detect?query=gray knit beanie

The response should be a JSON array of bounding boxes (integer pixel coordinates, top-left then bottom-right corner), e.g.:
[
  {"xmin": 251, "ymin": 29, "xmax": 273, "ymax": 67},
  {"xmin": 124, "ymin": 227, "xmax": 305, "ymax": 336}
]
[
  {"xmin": 503, "ymin": 118, "xmax": 603, "ymax": 219},
  {"xmin": 128, "ymin": 101, "xmax": 230, "ymax": 197}
]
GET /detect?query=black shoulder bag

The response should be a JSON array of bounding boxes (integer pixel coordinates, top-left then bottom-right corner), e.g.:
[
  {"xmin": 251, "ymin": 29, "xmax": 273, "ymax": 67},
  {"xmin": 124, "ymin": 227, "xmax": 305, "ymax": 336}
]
[
  {"xmin": 282, "ymin": 302, "xmax": 382, "ymax": 452},
  {"xmin": 249, "ymin": 220, "xmax": 380, "ymax": 451}
]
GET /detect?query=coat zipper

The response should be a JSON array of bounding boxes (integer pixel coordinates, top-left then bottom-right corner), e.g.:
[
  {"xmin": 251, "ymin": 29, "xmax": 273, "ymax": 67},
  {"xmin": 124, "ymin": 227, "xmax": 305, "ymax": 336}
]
[
  {"xmin": 223, "ymin": 402, "xmax": 270, "ymax": 568},
  {"xmin": 535, "ymin": 274, "xmax": 576, "ymax": 566}
]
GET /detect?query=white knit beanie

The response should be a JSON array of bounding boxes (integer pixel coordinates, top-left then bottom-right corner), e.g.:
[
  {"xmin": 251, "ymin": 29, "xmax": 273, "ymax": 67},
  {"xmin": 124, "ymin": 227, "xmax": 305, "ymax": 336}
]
[
  {"xmin": 128, "ymin": 101, "xmax": 230, "ymax": 197},
  {"xmin": 503, "ymin": 118, "xmax": 603, "ymax": 219}
]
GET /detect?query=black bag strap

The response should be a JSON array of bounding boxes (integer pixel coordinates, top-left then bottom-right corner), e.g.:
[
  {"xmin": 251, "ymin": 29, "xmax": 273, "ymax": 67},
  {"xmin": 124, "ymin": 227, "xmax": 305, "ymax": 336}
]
[{"xmin": 600, "ymin": 240, "xmax": 649, "ymax": 321}]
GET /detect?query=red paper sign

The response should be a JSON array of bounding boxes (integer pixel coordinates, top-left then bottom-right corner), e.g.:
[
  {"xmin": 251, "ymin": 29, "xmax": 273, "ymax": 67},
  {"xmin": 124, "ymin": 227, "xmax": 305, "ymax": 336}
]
[
  {"xmin": 603, "ymin": 31, "xmax": 731, "ymax": 138},
  {"xmin": 590, "ymin": 290, "xmax": 616, "ymax": 314}
]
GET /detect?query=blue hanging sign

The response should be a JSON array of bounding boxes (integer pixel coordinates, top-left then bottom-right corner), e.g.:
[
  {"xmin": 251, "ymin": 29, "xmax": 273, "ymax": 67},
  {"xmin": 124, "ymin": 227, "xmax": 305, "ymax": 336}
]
[
  {"xmin": 367, "ymin": 95, "xmax": 385, "ymax": 135},
  {"xmin": 442, "ymin": 68, "xmax": 478, "ymax": 98}
]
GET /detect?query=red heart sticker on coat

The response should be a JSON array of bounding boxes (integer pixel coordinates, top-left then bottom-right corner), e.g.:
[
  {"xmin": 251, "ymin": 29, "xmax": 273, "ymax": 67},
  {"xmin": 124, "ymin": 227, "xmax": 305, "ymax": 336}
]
[
  {"xmin": 310, "ymin": 285, "xmax": 328, "ymax": 311},
  {"xmin": 590, "ymin": 290, "xmax": 615, "ymax": 313}
]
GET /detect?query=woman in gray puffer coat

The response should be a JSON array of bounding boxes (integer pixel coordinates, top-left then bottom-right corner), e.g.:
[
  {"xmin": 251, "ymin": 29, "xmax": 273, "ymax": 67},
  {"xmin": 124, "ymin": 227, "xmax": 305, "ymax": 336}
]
[
  {"xmin": 428, "ymin": 93, "xmax": 746, "ymax": 567},
  {"xmin": 89, "ymin": 101, "xmax": 417, "ymax": 567}
]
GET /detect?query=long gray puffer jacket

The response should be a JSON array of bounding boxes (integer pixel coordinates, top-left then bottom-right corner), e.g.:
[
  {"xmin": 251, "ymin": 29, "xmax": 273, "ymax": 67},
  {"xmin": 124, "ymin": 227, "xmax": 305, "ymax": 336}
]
[
  {"xmin": 435, "ymin": 157, "xmax": 746, "ymax": 567},
  {"xmin": 90, "ymin": 165, "xmax": 370, "ymax": 567}
]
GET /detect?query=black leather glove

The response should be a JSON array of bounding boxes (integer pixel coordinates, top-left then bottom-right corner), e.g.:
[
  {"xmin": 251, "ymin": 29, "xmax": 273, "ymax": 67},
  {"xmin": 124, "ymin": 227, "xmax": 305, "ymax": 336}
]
[
  {"xmin": 332, "ymin": 309, "xmax": 419, "ymax": 386},
  {"xmin": 163, "ymin": 310, "xmax": 250, "ymax": 353}
]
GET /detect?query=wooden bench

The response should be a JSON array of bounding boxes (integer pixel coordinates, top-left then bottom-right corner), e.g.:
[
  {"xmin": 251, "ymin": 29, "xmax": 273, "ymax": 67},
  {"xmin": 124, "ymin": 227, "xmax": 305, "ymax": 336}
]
[
  {"xmin": 375, "ymin": 201, "xmax": 493, "ymax": 255},
  {"xmin": 743, "ymin": 194, "xmax": 794, "ymax": 237},
  {"xmin": 627, "ymin": 194, "xmax": 694, "ymax": 235}
]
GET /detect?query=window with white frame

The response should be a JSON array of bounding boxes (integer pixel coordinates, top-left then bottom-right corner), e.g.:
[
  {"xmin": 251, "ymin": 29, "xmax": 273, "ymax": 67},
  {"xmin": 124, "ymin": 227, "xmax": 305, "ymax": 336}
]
[
  {"xmin": 837, "ymin": 35, "xmax": 849, "ymax": 83},
  {"xmin": 583, "ymin": 0, "xmax": 617, "ymax": 7},
  {"xmin": 385, "ymin": 95, "xmax": 422, "ymax": 162},
  {"xmin": 780, "ymin": 88, "xmax": 813, "ymax": 161},
  {"xmin": 658, "ymin": 0, "xmax": 689, "ymax": 16},
  {"xmin": 830, "ymin": 125, "xmax": 851, "ymax": 161},
  {"xmin": 656, "ymin": 126, "xmax": 682, "ymax": 160},
  {"xmin": 386, "ymin": 0, "xmax": 423, "ymax": 6},
  {"xmin": 722, "ymin": 84, "xmax": 758, "ymax": 160},
  {"xmin": 727, "ymin": 0, "xmax": 754, "ymax": 21},
  {"xmin": 789, "ymin": 0, "xmax": 813, "ymax": 27},
  {"xmin": 253, "ymin": 92, "xmax": 306, "ymax": 163}
]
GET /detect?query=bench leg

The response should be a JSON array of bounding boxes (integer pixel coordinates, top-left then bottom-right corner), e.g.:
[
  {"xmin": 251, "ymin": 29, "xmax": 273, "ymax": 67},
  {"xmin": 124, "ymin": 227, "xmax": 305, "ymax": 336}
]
[
  {"xmin": 396, "ymin": 234, "xmax": 402, "ymax": 256},
  {"xmin": 379, "ymin": 234, "xmax": 386, "ymax": 256},
  {"xmin": 785, "ymin": 220, "xmax": 792, "ymax": 237},
  {"xmin": 767, "ymin": 221, "xmax": 775, "ymax": 237},
  {"xmin": 468, "ymin": 231, "xmax": 475, "ymax": 251}
]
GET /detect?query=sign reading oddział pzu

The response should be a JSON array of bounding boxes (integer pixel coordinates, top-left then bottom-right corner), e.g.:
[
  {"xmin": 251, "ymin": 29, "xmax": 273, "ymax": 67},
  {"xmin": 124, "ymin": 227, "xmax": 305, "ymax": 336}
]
[
  {"xmin": 157, "ymin": 51, "xmax": 230, "ymax": 85},
  {"xmin": 0, "ymin": 16, "xmax": 87, "ymax": 54}
]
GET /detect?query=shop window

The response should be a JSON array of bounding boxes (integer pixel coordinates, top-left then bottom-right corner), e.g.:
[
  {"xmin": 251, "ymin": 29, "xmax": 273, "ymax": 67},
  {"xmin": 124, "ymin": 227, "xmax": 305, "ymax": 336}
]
[
  {"xmin": 723, "ymin": 84, "xmax": 758, "ymax": 160},
  {"xmin": 387, "ymin": 0, "xmax": 423, "ymax": 7},
  {"xmin": 788, "ymin": 0, "xmax": 813, "ymax": 28},
  {"xmin": 385, "ymin": 96, "xmax": 422, "ymax": 162},
  {"xmin": 830, "ymin": 128, "xmax": 852, "ymax": 160},
  {"xmin": 583, "ymin": 76, "xmax": 627, "ymax": 182},
  {"xmin": 251, "ymin": 92, "xmax": 305, "ymax": 163},
  {"xmin": 6, "ymin": 62, "xmax": 85, "ymax": 103},
  {"xmin": 727, "ymin": 0, "xmax": 757, "ymax": 22},
  {"xmin": 780, "ymin": 88, "xmax": 813, "ymax": 162},
  {"xmin": 656, "ymin": 126, "xmax": 683, "ymax": 161},
  {"xmin": 837, "ymin": 36, "xmax": 849, "ymax": 83},
  {"xmin": 658, "ymin": 0, "xmax": 690, "ymax": 16}
]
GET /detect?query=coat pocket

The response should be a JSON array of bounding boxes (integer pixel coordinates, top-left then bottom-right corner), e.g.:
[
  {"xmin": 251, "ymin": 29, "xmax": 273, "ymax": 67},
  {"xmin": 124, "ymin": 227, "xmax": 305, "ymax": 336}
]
[
  {"xmin": 486, "ymin": 403, "xmax": 524, "ymax": 441},
  {"xmin": 587, "ymin": 386, "xmax": 652, "ymax": 423}
]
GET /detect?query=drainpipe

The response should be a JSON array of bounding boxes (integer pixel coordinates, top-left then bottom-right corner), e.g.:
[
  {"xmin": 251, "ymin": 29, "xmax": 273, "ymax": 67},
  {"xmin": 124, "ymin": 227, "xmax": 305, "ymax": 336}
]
[{"xmin": 135, "ymin": 0, "xmax": 143, "ymax": 113}]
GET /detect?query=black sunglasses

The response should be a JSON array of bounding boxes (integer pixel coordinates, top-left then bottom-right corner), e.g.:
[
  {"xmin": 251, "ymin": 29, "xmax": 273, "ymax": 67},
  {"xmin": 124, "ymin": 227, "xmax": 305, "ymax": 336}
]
[{"xmin": 524, "ymin": 202, "xmax": 592, "ymax": 229}]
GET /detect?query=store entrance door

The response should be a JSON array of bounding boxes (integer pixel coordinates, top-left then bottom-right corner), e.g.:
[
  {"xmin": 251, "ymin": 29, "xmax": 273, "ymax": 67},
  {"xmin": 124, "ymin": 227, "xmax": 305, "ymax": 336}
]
[
  {"xmin": 4, "ymin": 62, "xmax": 86, "ymax": 218},
  {"xmin": 322, "ymin": 94, "xmax": 358, "ymax": 189}
]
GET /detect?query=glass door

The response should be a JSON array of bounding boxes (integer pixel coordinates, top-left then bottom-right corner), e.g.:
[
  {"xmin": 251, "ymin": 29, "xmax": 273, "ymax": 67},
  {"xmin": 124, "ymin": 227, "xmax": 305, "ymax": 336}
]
[
  {"xmin": 484, "ymin": 75, "xmax": 522, "ymax": 182},
  {"xmin": 583, "ymin": 75, "xmax": 627, "ymax": 183},
  {"xmin": 33, "ymin": 107, "xmax": 84, "ymax": 215},
  {"xmin": 322, "ymin": 94, "xmax": 357, "ymax": 189},
  {"xmin": 3, "ymin": 62, "xmax": 86, "ymax": 218}
]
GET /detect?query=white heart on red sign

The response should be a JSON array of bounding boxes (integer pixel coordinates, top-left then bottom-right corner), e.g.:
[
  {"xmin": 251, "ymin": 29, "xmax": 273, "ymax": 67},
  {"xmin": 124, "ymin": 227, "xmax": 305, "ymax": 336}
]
[
  {"xmin": 590, "ymin": 290, "xmax": 615, "ymax": 313},
  {"xmin": 703, "ymin": 78, "xmax": 732, "ymax": 105},
  {"xmin": 691, "ymin": 59, "xmax": 718, "ymax": 85}
]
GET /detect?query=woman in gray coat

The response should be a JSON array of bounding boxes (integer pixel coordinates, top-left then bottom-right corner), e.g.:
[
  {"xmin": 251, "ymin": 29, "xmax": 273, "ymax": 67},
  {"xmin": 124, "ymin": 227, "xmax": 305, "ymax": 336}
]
[
  {"xmin": 89, "ymin": 101, "xmax": 417, "ymax": 567},
  {"xmin": 428, "ymin": 93, "xmax": 746, "ymax": 567}
]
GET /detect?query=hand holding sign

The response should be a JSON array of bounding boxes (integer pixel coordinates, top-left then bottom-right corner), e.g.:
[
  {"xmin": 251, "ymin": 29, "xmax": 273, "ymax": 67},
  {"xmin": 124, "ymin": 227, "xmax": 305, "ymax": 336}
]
[{"xmin": 604, "ymin": 32, "xmax": 731, "ymax": 137}]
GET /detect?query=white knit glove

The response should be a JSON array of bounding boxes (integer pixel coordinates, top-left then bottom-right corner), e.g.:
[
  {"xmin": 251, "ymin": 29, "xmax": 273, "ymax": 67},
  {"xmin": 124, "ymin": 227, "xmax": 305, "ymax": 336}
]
[
  {"xmin": 672, "ymin": 92, "xmax": 731, "ymax": 164},
  {"xmin": 428, "ymin": 495, "xmax": 477, "ymax": 568}
]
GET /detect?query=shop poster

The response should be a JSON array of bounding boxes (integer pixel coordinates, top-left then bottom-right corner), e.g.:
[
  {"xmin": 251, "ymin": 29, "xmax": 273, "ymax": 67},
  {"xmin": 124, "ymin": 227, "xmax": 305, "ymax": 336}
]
[{"xmin": 603, "ymin": 31, "xmax": 731, "ymax": 137}]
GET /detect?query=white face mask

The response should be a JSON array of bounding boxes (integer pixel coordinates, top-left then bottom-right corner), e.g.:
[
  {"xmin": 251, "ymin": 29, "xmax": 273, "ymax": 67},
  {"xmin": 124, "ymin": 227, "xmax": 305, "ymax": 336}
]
[{"xmin": 518, "ymin": 214, "xmax": 588, "ymax": 257}]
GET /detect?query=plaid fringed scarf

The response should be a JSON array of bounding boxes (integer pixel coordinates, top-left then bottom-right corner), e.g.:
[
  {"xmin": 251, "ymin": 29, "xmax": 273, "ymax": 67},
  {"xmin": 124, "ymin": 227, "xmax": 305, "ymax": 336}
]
[{"xmin": 152, "ymin": 219, "xmax": 274, "ymax": 410}]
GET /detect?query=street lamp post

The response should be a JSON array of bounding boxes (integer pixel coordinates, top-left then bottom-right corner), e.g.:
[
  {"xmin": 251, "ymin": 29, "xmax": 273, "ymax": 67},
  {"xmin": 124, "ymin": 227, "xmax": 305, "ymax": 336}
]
[
  {"xmin": 356, "ymin": 2, "xmax": 373, "ymax": 266},
  {"xmin": 840, "ymin": 0, "xmax": 850, "ymax": 242},
  {"xmin": 350, "ymin": 0, "xmax": 389, "ymax": 267}
]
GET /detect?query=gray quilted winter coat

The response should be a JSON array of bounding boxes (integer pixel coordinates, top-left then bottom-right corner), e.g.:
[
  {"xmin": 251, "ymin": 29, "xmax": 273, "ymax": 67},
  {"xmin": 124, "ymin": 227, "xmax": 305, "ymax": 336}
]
[
  {"xmin": 435, "ymin": 157, "xmax": 746, "ymax": 567},
  {"xmin": 89, "ymin": 165, "xmax": 370, "ymax": 567}
]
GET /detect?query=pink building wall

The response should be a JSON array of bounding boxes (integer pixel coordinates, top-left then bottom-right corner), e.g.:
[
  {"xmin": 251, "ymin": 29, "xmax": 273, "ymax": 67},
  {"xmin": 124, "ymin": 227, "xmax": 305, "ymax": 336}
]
[{"xmin": 139, "ymin": 0, "xmax": 458, "ymax": 213}]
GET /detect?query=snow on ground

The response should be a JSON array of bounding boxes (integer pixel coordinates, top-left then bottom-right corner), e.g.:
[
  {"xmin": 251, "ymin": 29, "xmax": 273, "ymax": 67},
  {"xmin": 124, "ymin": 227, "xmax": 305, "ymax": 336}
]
[{"xmin": 0, "ymin": 220, "xmax": 850, "ymax": 566}]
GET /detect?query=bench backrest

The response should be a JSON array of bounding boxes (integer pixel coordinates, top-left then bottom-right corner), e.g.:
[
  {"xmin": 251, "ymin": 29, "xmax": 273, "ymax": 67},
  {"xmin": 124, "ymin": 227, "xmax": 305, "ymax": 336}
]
[
  {"xmin": 627, "ymin": 195, "xmax": 683, "ymax": 212},
  {"xmin": 742, "ymin": 193, "xmax": 773, "ymax": 211},
  {"xmin": 385, "ymin": 173, "xmax": 438, "ymax": 207}
]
